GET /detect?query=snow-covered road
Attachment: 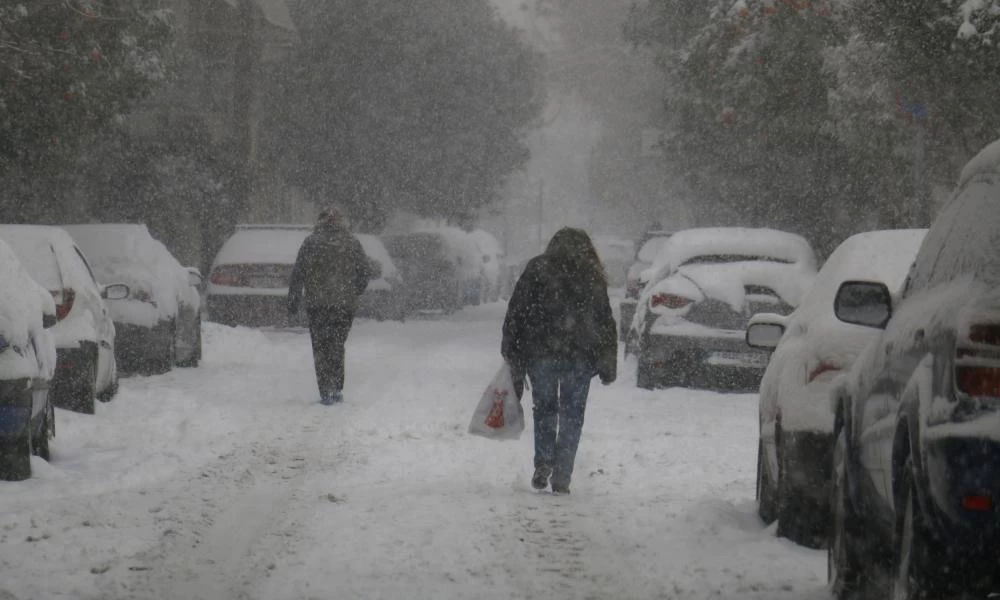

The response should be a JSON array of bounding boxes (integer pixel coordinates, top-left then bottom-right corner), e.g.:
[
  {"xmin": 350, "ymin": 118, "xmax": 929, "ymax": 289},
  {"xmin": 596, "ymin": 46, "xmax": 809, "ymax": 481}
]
[{"xmin": 0, "ymin": 303, "xmax": 827, "ymax": 599}]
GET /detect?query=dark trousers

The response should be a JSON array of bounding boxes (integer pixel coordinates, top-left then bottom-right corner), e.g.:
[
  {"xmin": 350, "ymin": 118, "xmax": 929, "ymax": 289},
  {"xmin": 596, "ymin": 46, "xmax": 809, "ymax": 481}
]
[
  {"xmin": 527, "ymin": 359, "xmax": 592, "ymax": 488},
  {"xmin": 307, "ymin": 306, "xmax": 354, "ymax": 398}
]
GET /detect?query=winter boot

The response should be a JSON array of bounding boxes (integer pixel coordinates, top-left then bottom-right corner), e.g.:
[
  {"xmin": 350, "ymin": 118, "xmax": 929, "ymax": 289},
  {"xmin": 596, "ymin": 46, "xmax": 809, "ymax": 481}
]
[
  {"xmin": 330, "ymin": 391, "xmax": 344, "ymax": 404},
  {"xmin": 531, "ymin": 466, "xmax": 552, "ymax": 490},
  {"xmin": 551, "ymin": 482, "xmax": 570, "ymax": 495}
]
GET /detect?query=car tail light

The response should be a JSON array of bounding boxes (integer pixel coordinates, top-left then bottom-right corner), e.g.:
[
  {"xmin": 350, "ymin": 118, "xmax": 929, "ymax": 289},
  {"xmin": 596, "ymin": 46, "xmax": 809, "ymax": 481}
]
[
  {"xmin": 210, "ymin": 266, "xmax": 245, "ymax": 287},
  {"xmin": 133, "ymin": 289, "xmax": 158, "ymax": 308},
  {"xmin": 956, "ymin": 366, "xmax": 1000, "ymax": 397},
  {"xmin": 651, "ymin": 293, "xmax": 693, "ymax": 310},
  {"xmin": 956, "ymin": 321, "xmax": 1000, "ymax": 398},
  {"xmin": 807, "ymin": 362, "xmax": 841, "ymax": 383},
  {"xmin": 52, "ymin": 289, "xmax": 76, "ymax": 321},
  {"xmin": 961, "ymin": 494, "xmax": 993, "ymax": 512}
]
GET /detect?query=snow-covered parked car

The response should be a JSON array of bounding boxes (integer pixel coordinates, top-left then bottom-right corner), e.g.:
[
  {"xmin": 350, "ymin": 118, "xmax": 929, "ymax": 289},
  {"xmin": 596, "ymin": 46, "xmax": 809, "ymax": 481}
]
[
  {"xmin": 432, "ymin": 227, "xmax": 486, "ymax": 306},
  {"xmin": 628, "ymin": 227, "xmax": 817, "ymax": 390},
  {"xmin": 355, "ymin": 233, "xmax": 405, "ymax": 321},
  {"xmin": 828, "ymin": 140, "xmax": 1000, "ymax": 600},
  {"xmin": 382, "ymin": 231, "xmax": 464, "ymax": 312},
  {"xmin": 619, "ymin": 230, "xmax": 672, "ymax": 341},
  {"xmin": 469, "ymin": 229, "xmax": 504, "ymax": 303},
  {"xmin": 206, "ymin": 225, "xmax": 311, "ymax": 328},
  {"xmin": 0, "ymin": 238, "xmax": 57, "ymax": 481},
  {"xmin": 63, "ymin": 224, "xmax": 202, "ymax": 374},
  {"xmin": 746, "ymin": 229, "xmax": 926, "ymax": 547},
  {"xmin": 0, "ymin": 226, "xmax": 130, "ymax": 414}
]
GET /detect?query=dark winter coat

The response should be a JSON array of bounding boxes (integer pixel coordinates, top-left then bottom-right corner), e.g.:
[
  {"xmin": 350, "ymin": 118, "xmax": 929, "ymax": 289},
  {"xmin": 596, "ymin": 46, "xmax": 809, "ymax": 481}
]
[
  {"xmin": 287, "ymin": 222, "xmax": 377, "ymax": 313},
  {"xmin": 501, "ymin": 254, "xmax": 617, "ymax": 382}
]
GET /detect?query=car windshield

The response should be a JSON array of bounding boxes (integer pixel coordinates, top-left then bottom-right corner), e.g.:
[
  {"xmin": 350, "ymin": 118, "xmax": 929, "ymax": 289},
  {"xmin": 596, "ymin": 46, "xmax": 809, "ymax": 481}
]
[{"xmin": 3, "ymin": 1, "xmax": 999, "ymax": 598}]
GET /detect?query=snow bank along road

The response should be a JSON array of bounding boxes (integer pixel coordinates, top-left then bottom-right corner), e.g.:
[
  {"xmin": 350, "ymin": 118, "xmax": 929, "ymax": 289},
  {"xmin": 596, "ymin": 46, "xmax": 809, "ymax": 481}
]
[{"xmin": 0, "ymin": 303, "xmax": 827, "ymax": 600}]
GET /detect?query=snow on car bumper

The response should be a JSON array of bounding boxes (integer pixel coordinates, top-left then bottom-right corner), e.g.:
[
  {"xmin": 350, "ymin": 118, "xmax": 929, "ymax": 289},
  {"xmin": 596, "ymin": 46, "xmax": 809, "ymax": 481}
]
[
  {"xmin": 921, "ymin": 434, "xmax": 1000, "ymax": 583},
  {"xmin": 356, "ymin": 289, "xmax": 404, "ymax": 321},
  {"xmin": 639, "ymin": 326, "xmax": 769, "ymax": 389},
  {"xmin": 113, "ymin": 320, "xmax": 173, "ymax": 371},
  {"xmin": 207, "ymin": 294, "xmax": 306, "ymax": 328},
  {"xmin": 0, "ymin": 378, "xmax": 33, "ymax": 440}
]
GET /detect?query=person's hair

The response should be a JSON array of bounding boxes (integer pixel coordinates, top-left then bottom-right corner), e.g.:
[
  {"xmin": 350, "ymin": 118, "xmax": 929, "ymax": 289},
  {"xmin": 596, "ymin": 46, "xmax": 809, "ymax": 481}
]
[
  {"xmin": 544, "ymin": 227, "xmax": 607, "ymax": 286},
  {"xmin": 317, "ymin": 204, "xmax": 348, "ymax": 226}
]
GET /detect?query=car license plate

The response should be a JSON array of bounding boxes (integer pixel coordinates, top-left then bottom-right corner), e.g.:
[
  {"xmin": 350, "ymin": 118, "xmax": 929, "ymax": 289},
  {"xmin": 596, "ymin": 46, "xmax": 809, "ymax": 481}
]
[{"xmin": 708, "ymin": 351, "xmax": 769, "ymax": 368}]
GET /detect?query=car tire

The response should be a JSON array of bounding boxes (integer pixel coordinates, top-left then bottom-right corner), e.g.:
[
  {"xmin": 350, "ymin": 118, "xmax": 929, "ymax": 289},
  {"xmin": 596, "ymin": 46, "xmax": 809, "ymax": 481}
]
[
  {"xmin": 757, "ymin": 439, "xmax": 778, "ymax": 524},
  {"xmin": 69, "ymin": 351, "xmax": 97, "ymax": 415},
  {"xmin": 0, "ymin": 435, "xmax": 31, "ymax": 481},
  {"xmin": 98, "ymin": 355, "xmax": 119, "ymax": 402},
  {"xmin": 34, "ymin": 405, "xmax": 52, "ymax": 461},
  {"xmin": 829, "ymin": 428, "xmax": 865, "ymax": 599},
  {"xmin": 892, "ymin": 457, "xmax": 945, "ymax": 600},
  {"xmin": 636, "ymin": 358, "xmax": 656, "ymax": 389},
  {"xmin": 177, "ymin": 319, "xmax": 202, "ymax": 368},
  {"xmin": 775, "ymin": 424, "xmax": 818, "ymax": 547}
]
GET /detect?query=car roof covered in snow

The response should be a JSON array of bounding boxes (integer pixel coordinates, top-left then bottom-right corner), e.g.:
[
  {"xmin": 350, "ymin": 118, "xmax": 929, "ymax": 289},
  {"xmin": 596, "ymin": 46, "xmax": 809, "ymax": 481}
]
[
  {"xmin": 959, "ymin": 137, "xmax": 1000, "ymax": 188},
  {"xmin": 213, "ymin": 225, "xmax": 312, "ymax": 267},
  {"xmin": 645, "ymin": 227, "xmax": 816, "ymax": 283},
  {"xmin": 356, "ymin": 234, "xmax": 398, "ymax": 281}
]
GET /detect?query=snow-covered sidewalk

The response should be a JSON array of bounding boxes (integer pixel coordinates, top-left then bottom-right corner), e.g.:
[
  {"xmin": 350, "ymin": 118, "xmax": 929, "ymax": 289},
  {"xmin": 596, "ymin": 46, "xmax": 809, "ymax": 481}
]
[{"xmin": 0, "ymin": 304, "xmax": 827, "ymax": 599}]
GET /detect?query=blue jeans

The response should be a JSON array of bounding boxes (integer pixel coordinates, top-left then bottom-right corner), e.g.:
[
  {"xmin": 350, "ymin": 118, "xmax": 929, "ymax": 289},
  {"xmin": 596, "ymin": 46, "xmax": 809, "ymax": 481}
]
[{"xmin": 527, "ymin": 359, "xmax": 592, "ymax": 487}]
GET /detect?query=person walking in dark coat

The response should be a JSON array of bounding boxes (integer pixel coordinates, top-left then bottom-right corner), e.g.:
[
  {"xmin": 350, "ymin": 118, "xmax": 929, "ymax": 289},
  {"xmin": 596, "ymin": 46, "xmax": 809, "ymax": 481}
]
[
  {"xmin": 287, "ymin": 206, "xmax": 377, "ymax": 405},
  {"xmin": 501, "ymin": 228, "xmax": 617, "ymax": 494}
]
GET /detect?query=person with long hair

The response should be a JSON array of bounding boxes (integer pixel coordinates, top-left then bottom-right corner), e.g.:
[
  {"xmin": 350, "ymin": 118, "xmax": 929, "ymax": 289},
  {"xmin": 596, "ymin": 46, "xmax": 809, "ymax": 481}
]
[{"xmin": 501, "ymin": 227, "xmax": 617, "ymax": 494}]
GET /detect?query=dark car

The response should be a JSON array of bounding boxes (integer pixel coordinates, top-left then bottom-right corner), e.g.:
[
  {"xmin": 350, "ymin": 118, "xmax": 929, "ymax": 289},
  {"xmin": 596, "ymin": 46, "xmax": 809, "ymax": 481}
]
[
  {"xmin": 828, "ymin": 139, "xmax": 1000, "ymax": 599},
  {"xmin": 628, "ymin": 227, "xmax": 817, "ymax": 391},
  {"xmin": 0, "ymin": 238, "xmax": 58, "ymax": 481},
  {"xmin": 382, "ymin": 232, "xmax": 464, "ymax": 313}
]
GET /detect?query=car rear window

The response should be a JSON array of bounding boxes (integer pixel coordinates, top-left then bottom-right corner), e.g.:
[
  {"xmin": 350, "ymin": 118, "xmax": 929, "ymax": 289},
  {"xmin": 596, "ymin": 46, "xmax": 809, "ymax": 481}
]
[
  {"xmin": 384, "ymin": 233, "xmax": 446, "ymax": 260},
  {"xmin": 680, "ymin": 254, "xmax": 795, "ymax": 267},
  {"xmin": 1, "ymin": 235, "xmax": 63, "ymax": 292}
]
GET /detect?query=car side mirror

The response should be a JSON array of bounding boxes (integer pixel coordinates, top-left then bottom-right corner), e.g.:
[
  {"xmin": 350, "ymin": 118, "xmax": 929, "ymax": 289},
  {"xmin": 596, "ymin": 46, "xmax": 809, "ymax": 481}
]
[
  {"xmin": 42, "ymin": 313, "xmax": 57, "ymax": 329},
  {"xmin": 746, "ymin": 320, "xmax": 785, "ymax": 350},
  {"xmin": 834, "ymin": 281, "xmax": 892, "ymax": 329},
  {"xmin": 186, "ymin": 268, "xmax": 203, "ymax": 288},
  {"xmin": 102, "ymin": 283, "xmax": 131, "ymax": 301}
]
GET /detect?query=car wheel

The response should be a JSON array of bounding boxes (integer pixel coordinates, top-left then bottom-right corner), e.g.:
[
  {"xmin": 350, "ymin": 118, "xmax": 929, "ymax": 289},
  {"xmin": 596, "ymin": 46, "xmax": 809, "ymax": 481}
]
[
  {"xmin": 0, "ymin": 435, "xmax": 31, "ymax": 481},
  {"xmin": 177, "ymin": 319, "xmax": 202, "ymax": 368},
  {"xmin": 69, "ymin": 352, "xmax": 97, "ymax": 414},
  {"xmin": 98, "ymin": 355, "xmax": 119, "ymax": 402},
  {"xmin": 829, "ymin": 428, "xmax": 865, "ymax": 599},
  {"xmin": 775, "ymin": 424, "xmax": 816, "ymax": 547},
  {"xmin": 892, "ymin": 457, "xmax": 945, "ymax": 600},
  {"xmin": 34, "ymin": 405, "xmax": 52, "ymax": 461},
  {"xmin": 757, "ymin": 439, "xmax": 778, "ymax": 524}
]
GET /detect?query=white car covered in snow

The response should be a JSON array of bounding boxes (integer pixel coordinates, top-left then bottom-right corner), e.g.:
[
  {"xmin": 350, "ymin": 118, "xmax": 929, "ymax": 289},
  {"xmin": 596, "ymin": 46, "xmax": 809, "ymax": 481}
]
[
  {"xmin": 208, "ymin": 225, "xmax": 404, "ymax": 326},
  {"xmin": 746, "ymin": 229, "xmax": 927, "ymax": 547},
  {"xmin": 207, "ymin": 225, "xmax": 312, "ymax": 328},
  {"xmin": 0, "ymin": 225, "xmax": 130, "ymax": 414},
  {"xmin": 355, "ymin": 233, "xmax": 405, "ymax": 321},
  {"xmin": 628, "ymin": 227, "xmax": 817, "ymax": 390},
  {"xmin": 469, "ymin": 228, "xmax": 504, "ymax": 302},
  {"xmin": 63, "ymin": 224, "xmax": 203, "ymax": 374},
  {"xmin": 0, "ymin": 237, "xmax": 57, "ymax": 481}
]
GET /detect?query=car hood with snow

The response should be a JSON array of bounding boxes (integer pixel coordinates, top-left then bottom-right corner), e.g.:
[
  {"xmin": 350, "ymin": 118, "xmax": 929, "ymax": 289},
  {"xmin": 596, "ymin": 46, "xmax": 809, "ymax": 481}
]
[{"xmin": 62, "ymin": 224, "xmax": 198, "ymax": 328}]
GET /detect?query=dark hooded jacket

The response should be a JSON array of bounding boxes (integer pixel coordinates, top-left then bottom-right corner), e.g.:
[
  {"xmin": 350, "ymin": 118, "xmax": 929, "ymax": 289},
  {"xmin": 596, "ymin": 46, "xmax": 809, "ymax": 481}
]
[
  {"xmin": 287, "ymin": 221, "xmax": 377, "ymax": 313},
  {"xmin": 501, "ymin": 253, "xmax": 617, "ymax": 381}
]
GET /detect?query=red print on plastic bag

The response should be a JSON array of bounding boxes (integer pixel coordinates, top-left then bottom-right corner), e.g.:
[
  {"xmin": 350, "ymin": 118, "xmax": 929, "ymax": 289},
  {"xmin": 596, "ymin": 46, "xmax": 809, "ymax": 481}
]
[{"xmin": 485, "ymin": 388, "xmax": 508, "ymax": 428}]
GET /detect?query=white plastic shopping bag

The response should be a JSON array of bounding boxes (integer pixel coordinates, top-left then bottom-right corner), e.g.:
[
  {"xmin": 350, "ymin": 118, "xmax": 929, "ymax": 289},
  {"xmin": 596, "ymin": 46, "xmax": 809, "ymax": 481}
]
[{"xmin": 468, "ymin": 363, "xmax": 525, "ymax": 440}]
